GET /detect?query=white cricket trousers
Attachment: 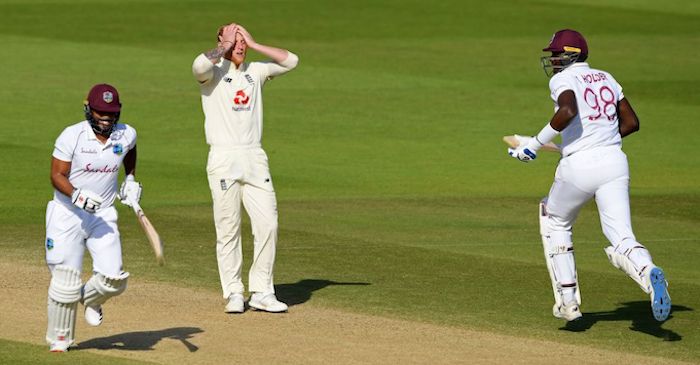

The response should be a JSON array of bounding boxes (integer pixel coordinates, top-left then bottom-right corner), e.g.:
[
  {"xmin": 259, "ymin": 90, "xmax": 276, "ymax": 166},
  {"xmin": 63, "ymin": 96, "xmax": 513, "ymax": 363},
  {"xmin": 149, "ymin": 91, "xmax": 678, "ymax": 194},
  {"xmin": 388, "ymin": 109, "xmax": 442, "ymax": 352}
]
[
  {"xmin": 207, "ymin": 146, "xmax": 278, "ymax": 299},
  {"xmin": 44, "ymin": 200, "xmax": 123, "ymax": 276},
  {"xmin": 545, "ymin": 145, "xmax": 637, "ymax": 247}
]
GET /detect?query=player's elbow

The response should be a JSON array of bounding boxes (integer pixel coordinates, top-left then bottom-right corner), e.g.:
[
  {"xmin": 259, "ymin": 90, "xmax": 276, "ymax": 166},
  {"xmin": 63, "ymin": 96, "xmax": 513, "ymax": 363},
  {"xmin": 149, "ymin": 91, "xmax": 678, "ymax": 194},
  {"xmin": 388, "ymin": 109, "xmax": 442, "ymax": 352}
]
[
  {"xmin": 619, "ymin": 115, "xmax": 639, "ymax": 137},
  {"xmin": 630, "ymin": 118, "xmax": 640, "ymax": 132},
  {"xmin": 280, "ymin": 52, "xmax": 299, "ymax": 70},
  {"xmin": 50, "ymin": 172, "xmax": 63, "ymax": 191},
  {"xmin": 620, "ymin": 111, "xmax": 640, "ymax": 133},
  {"xmin": 560, "ymin": 105, "xmax": 577, "ymax": 121},
  {"xmin": 617, "ymin": 98, "xmax": 639, "ymax": 135},
  {"xmin": 192, "ymin": 54, "xmax": 214, "ymax": 83}
]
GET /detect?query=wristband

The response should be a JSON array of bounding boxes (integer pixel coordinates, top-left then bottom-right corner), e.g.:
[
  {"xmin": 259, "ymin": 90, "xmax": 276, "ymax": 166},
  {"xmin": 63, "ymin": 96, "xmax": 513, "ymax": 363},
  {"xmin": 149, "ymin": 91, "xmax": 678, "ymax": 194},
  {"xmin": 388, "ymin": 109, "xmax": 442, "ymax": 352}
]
[{"xmin": 535, "ymin": 123, "xmax": 560, "ymax": 145}]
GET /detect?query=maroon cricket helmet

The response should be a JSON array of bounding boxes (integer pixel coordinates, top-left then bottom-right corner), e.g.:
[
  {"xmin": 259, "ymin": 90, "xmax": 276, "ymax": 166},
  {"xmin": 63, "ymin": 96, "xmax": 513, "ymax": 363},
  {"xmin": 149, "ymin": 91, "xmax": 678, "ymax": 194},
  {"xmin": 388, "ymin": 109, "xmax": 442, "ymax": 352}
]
[
  {"xmin": 86, "ymin": 84, "xmax": 121, "ymax": 113},
  {"xmin": 543, "ymin": 29, "xmax": 588, "ymax": 58}
]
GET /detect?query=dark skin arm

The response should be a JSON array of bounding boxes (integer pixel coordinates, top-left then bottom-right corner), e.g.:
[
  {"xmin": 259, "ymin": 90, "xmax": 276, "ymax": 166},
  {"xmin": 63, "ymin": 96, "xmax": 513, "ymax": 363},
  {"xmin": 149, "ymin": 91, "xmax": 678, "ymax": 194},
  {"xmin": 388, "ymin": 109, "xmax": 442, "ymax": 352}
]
[
  {"xmin": 123, "ymin": 145, "xmax": 137, "ymax": 176},
  {"xmin": 618, "ymin": 98, "xmax": 640, "ymax": 137},
  {"xmin": 550, "ymin": 90, "xmax": 578, "ymax": 132},
  {"xmin": 549, "ymin": 90, "xmax": 639, "ymax": 138},
  {"xmin": 50, "ymin": 158, "xmax": 75, "ymax": 198}
]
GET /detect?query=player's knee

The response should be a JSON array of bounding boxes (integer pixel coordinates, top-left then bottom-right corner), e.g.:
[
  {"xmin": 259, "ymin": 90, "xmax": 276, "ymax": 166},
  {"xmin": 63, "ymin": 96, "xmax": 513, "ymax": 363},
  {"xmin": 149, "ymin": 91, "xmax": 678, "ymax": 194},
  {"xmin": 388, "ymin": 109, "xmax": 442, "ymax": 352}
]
[
  {"xmin": 268, "ymin": 220, "xmax": 278, "ymax": 233},
  {"xmin": 540, "ymin": 199, "xmax": 566, "ymax": 232},
  {"xmin": 48, "ymin": 265, "xmax": 82, "ymax": 304},
  {"xmin": 82, "ymin": 271, "xmax": 130, "ymax": 307},
  {"xmin": 258, "ymin": 218, "xmax": 278, "ymax": 234},
  {"xmin": 549, "ymin": 230, "xmax": 572, "ymax": 245},
  {"xmin": 546, "ymin": 215, "xmax": 572, "ymax": 234}
]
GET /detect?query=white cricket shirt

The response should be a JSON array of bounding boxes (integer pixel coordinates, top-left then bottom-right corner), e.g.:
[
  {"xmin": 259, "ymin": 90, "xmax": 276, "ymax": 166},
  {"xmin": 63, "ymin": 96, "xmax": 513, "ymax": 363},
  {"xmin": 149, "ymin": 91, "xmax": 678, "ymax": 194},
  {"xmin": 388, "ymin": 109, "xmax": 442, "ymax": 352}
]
[
  {"xmin": 549, "ymin": 62, "xmax": 624, "ymax": 156},
  {"xmin": 52, "ymin": 121, "xmax": 137, "ymax": 209},
  {"xmin": 192, "ymin": 53, "xmax": 298, "ymax": 148}
]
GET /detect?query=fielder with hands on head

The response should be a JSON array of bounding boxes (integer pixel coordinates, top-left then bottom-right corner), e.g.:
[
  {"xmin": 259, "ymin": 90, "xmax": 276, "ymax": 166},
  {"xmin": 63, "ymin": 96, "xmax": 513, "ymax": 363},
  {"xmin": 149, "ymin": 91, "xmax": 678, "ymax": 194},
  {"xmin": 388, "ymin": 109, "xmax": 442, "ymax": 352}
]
[
  {"xmin": 44, "ymin": 84, "xmax": 142, "ymax": 352},
  {"xmin": 508, "ymin": 29, "xmax": 671, "ymax": 322},
  {"xmin": 192, "ymin": 23, "xmax": 299, "ymax": 313}
]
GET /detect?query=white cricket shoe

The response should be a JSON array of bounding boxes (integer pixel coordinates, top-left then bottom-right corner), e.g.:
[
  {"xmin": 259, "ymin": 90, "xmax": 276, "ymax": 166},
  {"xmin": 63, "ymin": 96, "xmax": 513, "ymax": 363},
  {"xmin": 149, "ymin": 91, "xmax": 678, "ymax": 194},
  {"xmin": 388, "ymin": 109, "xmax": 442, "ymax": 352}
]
[
  {"xmin": 648, "ymin": 267, "xmax": 671, "ymax": 321},
  {"xmin": 85, "ymin": 305, "xmax": 103, "ymax": 326},
  {"xmin": 49, "ymin": 338, "xmax": 70, "ymax": 352},
  {"xmin": 249, "ymin": 293, "xmax": 288, "ymax": 313},
  {"xmin": 553, "ymin": 302, "xmax": 582, "ymax": 322},
  {"xmin": 225, "ymin": 293, "xmax": 245, "ymax": 313}
]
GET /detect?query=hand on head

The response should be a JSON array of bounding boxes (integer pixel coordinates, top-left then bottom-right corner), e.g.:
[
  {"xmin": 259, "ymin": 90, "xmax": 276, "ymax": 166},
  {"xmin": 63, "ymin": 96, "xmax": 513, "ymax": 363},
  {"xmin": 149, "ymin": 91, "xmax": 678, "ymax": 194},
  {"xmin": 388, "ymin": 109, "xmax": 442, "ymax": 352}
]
[
  {"xmin": 235, "ymin": 25, "xmax": 256, "ymax": 47},
  {"xmin": 218, "ymin": 23, "xmax": 256, "ymax": 49},
  {"xmin": 218, "ymin": 23, "xmax": 239, "ymax": 47}
]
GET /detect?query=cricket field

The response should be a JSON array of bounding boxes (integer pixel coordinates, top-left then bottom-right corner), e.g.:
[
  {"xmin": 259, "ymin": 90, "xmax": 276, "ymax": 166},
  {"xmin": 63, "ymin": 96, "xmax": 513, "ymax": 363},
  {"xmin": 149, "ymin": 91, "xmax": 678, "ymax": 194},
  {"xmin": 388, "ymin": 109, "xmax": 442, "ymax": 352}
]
[{"xmin": 0, "ymin": 0, "xmax": 698, "ymax": 364}]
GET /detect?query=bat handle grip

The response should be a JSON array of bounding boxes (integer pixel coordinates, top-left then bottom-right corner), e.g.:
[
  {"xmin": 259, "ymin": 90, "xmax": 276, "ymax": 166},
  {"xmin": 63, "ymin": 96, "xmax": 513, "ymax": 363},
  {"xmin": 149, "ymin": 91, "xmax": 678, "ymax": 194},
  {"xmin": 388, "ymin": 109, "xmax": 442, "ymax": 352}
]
[{"xmin": 129, "ymin": 199, "xmax": 143, "ymax": 215}]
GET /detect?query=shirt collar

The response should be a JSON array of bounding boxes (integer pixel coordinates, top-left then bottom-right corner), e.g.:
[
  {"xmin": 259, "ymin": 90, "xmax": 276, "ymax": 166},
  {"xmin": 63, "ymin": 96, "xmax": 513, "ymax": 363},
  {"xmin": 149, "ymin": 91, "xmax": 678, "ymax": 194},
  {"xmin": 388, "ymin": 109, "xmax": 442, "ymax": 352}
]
[
  {"xmin": 82, "ymin": 120, "xmax": 113, "ymax": 147},
  {"xmin": 567, "ymin": 62, "xmax": 589, "ymax": 70},
  {"xmin": 83, "ymin": 121, "xmax": 98, "ymax": 141},
  {"xmin": 221, "ymin": 59, "xmax": 245, "ymax": 72}
]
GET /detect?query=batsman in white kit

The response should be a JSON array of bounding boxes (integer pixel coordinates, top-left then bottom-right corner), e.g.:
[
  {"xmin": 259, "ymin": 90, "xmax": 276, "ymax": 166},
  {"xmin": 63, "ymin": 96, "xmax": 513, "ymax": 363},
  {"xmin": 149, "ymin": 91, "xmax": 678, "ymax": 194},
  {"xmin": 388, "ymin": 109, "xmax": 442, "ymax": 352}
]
[
  {"xmin": 508, "ymin": 29, "xmax": 671, "ymax": 322},
  {"xmin": 45, "ymin": 84, "xmax": 143, "ymax": 351},
  {"xmin": 192, "ymin": 23, "xmax": 298, "ymax": 313}
]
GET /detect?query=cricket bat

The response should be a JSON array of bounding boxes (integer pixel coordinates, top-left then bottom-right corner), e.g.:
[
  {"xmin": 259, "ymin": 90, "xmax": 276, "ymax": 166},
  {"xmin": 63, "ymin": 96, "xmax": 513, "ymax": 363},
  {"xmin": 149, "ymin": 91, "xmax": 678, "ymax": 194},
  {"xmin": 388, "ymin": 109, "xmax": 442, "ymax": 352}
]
[
  {"xmin": 503, "ymin": 134, "xmax": 561, "ymax": 153},
  {"xmin": 130, "ymin": 200, "xmax": 165, "ymax": 266}
]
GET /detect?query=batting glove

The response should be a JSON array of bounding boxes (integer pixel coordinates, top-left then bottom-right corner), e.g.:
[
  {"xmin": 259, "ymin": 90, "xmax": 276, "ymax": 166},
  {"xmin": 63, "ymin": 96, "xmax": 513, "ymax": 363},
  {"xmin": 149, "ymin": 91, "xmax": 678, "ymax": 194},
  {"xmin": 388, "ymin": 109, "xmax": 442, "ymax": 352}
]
[
  {"xmin": 118, "ymin": 175, "xmax": 142, "ymax": 207},
  {"xmin": 508, "ymin": 137, "xmax": 543, "ymax": 163},
  {"xmin": 72, "ymin": 189, "xmax": 103, "ymax": 213}
]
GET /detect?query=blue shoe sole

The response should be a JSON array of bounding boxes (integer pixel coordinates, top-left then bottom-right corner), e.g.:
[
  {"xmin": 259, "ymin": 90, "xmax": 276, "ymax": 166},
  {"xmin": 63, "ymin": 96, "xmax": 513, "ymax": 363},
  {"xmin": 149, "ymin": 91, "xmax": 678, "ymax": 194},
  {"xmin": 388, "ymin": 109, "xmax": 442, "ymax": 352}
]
[{"xmin": 650, "ymin": 267, "xmax": 671, "ymax": 321}]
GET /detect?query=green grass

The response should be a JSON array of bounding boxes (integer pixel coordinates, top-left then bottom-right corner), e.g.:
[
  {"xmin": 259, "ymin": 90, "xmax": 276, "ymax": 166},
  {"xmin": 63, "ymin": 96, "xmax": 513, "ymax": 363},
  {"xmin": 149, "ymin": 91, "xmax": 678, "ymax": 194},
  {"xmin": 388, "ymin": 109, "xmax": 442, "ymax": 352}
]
[{"xmin": 1, "ymin": 0, "xmax": 699, "ymax": 363}]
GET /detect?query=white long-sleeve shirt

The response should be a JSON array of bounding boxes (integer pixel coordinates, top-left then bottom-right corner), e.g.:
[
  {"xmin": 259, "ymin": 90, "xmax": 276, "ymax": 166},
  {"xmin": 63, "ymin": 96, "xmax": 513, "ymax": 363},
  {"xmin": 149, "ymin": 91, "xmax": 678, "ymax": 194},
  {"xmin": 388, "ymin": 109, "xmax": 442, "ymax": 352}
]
[{"xmin": 192, "ymin": 52, "xmax": 298, "ymax": 148}]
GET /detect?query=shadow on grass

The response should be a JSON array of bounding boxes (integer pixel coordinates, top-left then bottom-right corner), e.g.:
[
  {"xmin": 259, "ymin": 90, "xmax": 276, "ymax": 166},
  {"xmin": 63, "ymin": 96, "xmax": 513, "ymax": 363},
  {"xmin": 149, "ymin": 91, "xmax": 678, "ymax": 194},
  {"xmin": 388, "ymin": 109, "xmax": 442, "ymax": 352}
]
[
  {"xmin": 275, "ymin": 279, "xmax": 371, "ymax": 307},
  {"xmin": 75, "ymin": 327, "xmax": 203, "ymax": 352},
  {"xmin": 560, "ymin": 302, "xmax": 693, "ymax": 341}
]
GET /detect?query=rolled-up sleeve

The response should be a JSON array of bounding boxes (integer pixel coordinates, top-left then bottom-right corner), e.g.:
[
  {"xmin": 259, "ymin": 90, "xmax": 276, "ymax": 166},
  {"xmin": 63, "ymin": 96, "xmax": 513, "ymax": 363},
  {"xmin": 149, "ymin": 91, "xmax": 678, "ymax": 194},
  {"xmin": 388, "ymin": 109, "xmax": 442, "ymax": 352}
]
[{"xmin": 259, "ymin": 51, "xmax": 299, "ymax": 80}]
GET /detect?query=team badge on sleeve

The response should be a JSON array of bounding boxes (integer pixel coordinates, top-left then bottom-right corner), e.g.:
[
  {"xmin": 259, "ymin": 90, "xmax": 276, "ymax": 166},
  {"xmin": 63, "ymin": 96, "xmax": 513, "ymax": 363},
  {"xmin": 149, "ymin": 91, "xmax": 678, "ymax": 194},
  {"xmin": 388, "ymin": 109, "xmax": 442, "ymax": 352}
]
[
  {"xmin": 46, "ymin": 238, "xmax": 54, "ymax": 250},
  {"xmin": 113, "ymin": 143, "xmax": 123, "ymax": 155}
]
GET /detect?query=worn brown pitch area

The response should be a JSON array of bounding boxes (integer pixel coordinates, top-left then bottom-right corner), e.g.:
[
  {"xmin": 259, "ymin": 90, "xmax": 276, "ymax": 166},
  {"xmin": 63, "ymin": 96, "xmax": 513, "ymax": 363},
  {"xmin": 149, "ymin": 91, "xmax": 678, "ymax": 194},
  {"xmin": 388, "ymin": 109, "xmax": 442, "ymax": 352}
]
[{"xmin": 0, "ymin": 260, "xmax": 686, "ymax": 365}]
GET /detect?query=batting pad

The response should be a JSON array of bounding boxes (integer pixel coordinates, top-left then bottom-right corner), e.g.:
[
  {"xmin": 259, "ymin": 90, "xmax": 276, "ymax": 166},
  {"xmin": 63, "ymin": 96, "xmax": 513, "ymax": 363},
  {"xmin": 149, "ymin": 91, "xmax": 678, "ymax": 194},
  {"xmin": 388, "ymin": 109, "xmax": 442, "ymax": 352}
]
[
  {"xmin": 82, "ymin": 271, "xmax": 130, "ymax": 307},
  {"xmin": 605, "ymin": 242, "xmax": 654, "ymax": 294},
  {"xmin": 46, "ymin": 265, "xmax": 82, "ymax": 346},
  {"xmin": 540, "ymin": 201, "xmax": 580, "ymax": 308}
]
